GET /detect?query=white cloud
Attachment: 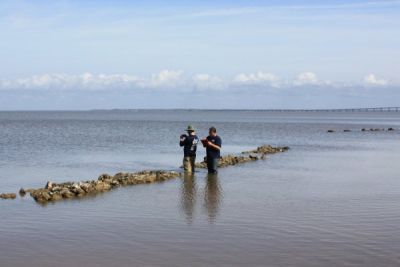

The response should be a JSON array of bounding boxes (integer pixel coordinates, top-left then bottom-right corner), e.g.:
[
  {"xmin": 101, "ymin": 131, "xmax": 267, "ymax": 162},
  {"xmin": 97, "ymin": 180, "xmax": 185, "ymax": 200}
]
[
  {"xmin": 364, "ymin": 74, "xmax": 388, "ymax": 86},
  {"xmin": 81, "ymin": 73, "xmax": 143, "ymax": 88},
  {"xmin": 192, "ymin": 74, "xmax": 225, "ymax": 90},
  {"xmin": 234, "ymin": 72, "xmax": 280, "ymax": 87},
  {"xmin": 293, "ymin": 72, "xmax": 319, "ymax": 86},
  {"xmin": 148, "ymin": 70, "xmax": 184, "ymax": 88},
  {"xmin": 0, "ymin": 73, "xmax": 143, "ymax": 90},
  {"xmin": 0, "ymin": 71, "xmax": 393, "ymax": 91},
  {"xmin": 0, "ymin": 70, "xmax": 187, "ymax": 90}
]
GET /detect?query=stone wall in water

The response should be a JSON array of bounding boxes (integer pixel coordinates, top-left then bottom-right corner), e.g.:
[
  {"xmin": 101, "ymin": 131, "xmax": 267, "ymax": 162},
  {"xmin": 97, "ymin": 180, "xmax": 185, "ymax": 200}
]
[{"xmin": 2, "ymin": 145, "xmax": 289, "ymax": 204}]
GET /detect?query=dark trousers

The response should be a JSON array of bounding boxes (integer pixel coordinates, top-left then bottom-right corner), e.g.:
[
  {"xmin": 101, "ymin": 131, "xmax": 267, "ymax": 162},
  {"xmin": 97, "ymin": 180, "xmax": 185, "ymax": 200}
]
[{"xmin": 207, "ymin": 157, "xmax": 219, "ymax": 173}]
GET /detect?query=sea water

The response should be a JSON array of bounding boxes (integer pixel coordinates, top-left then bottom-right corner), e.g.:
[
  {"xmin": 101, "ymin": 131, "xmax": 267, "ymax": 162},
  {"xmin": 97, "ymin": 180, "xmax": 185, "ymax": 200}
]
[{"xmin": 0, "ymin": 110, "xmax": 399, "ymax": 267}]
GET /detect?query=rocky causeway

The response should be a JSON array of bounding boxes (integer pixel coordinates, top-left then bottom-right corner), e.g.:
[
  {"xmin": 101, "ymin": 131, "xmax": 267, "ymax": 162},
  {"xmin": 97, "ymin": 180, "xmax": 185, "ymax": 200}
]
[{"xmin": 1, "ymin": 145, "xmax": 289, "ymax": 204}]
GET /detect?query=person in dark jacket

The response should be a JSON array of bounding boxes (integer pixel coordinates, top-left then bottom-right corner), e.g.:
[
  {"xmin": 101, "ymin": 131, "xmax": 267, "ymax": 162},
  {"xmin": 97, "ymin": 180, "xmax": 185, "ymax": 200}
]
[
  {"xmin": 180, "ymin": 125, "xmax": 199, "ymax": 173},
  {"xmin": 202, "ymin": 127, "xmax": 222, "ymax": 174}
]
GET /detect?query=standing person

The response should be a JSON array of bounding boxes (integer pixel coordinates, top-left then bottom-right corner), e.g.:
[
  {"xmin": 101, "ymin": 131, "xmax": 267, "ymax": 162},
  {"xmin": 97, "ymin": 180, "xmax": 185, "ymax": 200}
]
[
  {"xmin": 202, "ymin": 127, "xmax": 222, "ymax": 174},
  {"xmin": 180, "ymin": 125, "xmax": 199, "ymax": 173}
]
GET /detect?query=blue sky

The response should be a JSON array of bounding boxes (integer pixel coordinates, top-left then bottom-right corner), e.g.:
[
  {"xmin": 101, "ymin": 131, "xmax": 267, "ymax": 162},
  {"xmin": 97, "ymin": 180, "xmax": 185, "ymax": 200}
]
[{"xmin": 0, "ymin": 0, "xmax": 399, "ymax": 110}]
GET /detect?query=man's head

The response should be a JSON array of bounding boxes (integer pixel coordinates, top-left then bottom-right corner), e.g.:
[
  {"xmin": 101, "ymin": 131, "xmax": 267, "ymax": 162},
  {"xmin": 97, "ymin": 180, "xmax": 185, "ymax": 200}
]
[
  {"xmin": 186, "ymin": 125, "xmax": 195, "ymax": 135},
  {"xmin": 209, "ymin": 126, "xmax": 217, "ymax": 137}
]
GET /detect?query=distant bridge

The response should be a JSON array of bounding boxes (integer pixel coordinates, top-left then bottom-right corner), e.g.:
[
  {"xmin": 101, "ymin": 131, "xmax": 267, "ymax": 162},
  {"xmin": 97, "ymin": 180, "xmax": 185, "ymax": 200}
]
[{"xmin": 262, "ymin": 107, "xmax": 400, "ymax": 112}]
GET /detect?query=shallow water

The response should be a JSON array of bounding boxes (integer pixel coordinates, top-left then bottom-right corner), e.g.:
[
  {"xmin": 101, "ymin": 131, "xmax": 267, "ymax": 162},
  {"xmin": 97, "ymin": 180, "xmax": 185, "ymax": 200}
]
[{"xmin": 1, "ymin": 110, "xmax": 400, "ymax": 267}]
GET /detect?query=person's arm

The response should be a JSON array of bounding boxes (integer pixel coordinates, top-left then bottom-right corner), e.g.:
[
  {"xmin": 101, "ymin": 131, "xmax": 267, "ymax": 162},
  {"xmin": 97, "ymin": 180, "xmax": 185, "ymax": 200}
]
[
  {"xmin": 207, "ymin": 137, "xmax": 221, "ymax": 151},
  {"xmin": 207, "ymin": 142, "xmax": 220, "ymax": 150},
  {"xmin": 180, "ymin": 134, "xmax": 187, "ymax": 146}
]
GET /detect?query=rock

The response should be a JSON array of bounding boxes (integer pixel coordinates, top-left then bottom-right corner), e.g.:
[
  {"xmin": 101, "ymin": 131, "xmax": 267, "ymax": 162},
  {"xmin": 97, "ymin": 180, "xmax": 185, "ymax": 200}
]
[
  {"xmin": 30, "ymin": 189, "xmax": 52, "ymax": 203},
  {"xmin": 45, "ymin": 181, "xmax": 54, "ymax": 189},
  {"xmin": 49, "ymin": 186, "xmax": 62, "ymax": 193},
  {"xmin": 136, "ymin": 172, "xmax": 155, "ymax": 182},
  {"xmin": 51, "ymin": 193, "xmax": 63, "ymax": 201},
  {"xmin": 110, "ymin": 180, "xmax": 120, "ymax": 187},
  {"xmin": 242, "ymin": 145, "xmax": 289, "ymax": 154},
  {"xmin": 80, "ymin": 182, "xmax": 94, "ymax": 193},
  {"xmin": 388, "ymin": 128, "xmax": 395, "ymax": 131},
  {"xmin": 327, "ymin": 130, "xmax": 335, "ymax": 133},
  {"xmin": 156, "ymin": 171, "xmax": 180, "ymax": 182},
  {"xmin": 61, "ymin": 189, "xmax": 74, "ymax": 199},
  {"xmin": 343, "ymin": 129, "xmax": 351, "ymax": 132},
  {"xmin": 70, "ymin": 184, "xmax": 85, "ymax": 195},
  {"xmin": 24, "ymin": 145, "xmax": 287, "ymax": 204},
  {"xmin": 18, "ymin": 171, "xmax": 180, "ymax": 203},
  {"xmin": 194, "ymin": 145, "xmax": 289, "ymax": 169},
  {"xmin": 98, "ymin": 173, "xmax": 113, "ymax": 182},
  {"xmin": 361, "ymin": 128, "xmax": 366, "ymax": 131},
  {"xmin": 94, "ymin": 181, "xmax": 112, "ymax": 192},
  {"xmin": 0, "ymin": 193, "xmax": 17, "ymax": 199},
  {"xmin": 19, "ymin": 188, "xmax": 26, "ymax": 197}
]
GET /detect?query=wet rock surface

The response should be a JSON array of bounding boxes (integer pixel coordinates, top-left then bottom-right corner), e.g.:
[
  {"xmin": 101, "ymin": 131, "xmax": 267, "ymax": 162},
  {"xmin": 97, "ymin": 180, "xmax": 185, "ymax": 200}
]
[
  {"xmin": 241, "ymin": 145, "xmax": 289, "ymax": 154},
  {"xmin": 29, "ymin": 170, "xmax": 181, "ymax": 203},
  {"xmin": 11, "ymin": 145, "xmax": 289, "ymax": 204},
  {"xmin": 0, "ymin": 193, "xmax": 17, "ymax": 199},
  {"xmin": 196, "ymin": 145, "xmax": 289, "ymax": 169}
]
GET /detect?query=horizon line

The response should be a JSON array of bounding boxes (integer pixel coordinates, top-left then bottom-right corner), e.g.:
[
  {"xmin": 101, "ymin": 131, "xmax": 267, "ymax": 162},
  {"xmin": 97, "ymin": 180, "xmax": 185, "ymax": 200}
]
[{"xmin": 1, "ymin": 107, "xmax": 399, "ymax": 112}]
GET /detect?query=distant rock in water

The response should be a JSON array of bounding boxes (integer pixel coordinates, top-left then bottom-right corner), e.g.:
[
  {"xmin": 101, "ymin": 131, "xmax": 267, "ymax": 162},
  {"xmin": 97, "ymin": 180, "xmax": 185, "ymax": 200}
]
[
  {"xmin": 0, "ymin": 193, "xmax": 16, "ymax": 199},
  {"xmin": 343, "ymin": 129, "xmax": 351, "ymax": 132},
  {"xmin": 327, "ymin": 130, "xmax": 335, "ymax": 133},
  {"xmin": 388, "ymin": 128, "xmax": 395, "ymax": 131}
]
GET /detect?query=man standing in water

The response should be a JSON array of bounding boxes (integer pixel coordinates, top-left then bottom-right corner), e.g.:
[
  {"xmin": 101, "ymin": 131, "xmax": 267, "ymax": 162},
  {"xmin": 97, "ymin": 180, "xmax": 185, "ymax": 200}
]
[
  {"xmin": 180, "ymin": 125, "xmax": 199, "ymax": 173},
  {"xmin": 202, "ymin": 127, "xmax": 222, "ymax": 174}
]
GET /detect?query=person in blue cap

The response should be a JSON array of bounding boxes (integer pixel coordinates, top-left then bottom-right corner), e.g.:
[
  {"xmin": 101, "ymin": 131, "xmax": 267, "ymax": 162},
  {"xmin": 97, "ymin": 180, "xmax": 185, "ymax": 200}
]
[{"xmin": 180, "ymin": 125, "xmax": 199, "ymax": 173}]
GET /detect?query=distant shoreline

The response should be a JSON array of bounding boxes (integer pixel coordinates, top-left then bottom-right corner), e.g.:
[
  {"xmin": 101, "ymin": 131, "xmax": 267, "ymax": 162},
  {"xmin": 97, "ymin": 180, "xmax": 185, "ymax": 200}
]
[{"xmin": 1, "ymin": 107, "xmax": 400, "ymax": 112}]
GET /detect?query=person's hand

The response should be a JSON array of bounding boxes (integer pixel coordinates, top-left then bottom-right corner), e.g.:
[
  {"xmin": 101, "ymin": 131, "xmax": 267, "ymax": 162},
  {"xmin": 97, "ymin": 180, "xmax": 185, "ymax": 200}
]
[
  {"xmin": 201, "ymin": 138, "xmax": 208, "ymax": 147},
  {"xmin": 180, "ymin": 134, "xmax": 187, "ymax": 141}
]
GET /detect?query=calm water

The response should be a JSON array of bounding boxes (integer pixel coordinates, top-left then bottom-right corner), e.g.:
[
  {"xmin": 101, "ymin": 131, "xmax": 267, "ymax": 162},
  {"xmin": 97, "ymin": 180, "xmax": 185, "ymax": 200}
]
[{"xmin": 1, "ymin": 110, "xmax": 400, "ymax": 267}]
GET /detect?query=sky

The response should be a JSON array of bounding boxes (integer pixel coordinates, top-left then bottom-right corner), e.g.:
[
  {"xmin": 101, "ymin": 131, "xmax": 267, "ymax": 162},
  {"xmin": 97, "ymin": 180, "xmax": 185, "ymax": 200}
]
[{"xmin": 0, "ymin": 0, "xmax": 399, "ymax": 110}]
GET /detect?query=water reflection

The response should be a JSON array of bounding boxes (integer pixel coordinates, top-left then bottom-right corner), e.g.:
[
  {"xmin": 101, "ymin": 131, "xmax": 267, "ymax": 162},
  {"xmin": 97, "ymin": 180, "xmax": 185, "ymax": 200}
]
[
  {"xmin": 203, "ymin": 173, "xmax": 222, "ymax": 223},
  {"xmin": 180, "ymin": 172, "xmax": 223, "ymax": 224},
  {"xmin": 180, "ymin": 172, "xmax": 197, "ymax": 224}
]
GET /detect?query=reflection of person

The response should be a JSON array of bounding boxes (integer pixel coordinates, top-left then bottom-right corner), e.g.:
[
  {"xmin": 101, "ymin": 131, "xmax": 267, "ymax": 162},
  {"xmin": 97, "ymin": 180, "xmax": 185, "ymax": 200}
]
[
  {"xmin": 180, "ymin": 172, "xmax": 196, "ymax": 224},
  {"xmin": 180, "ymin": 125, "xmax": 199, "ymax": 173},
  {"xmin": 202, "ymin": 127, "xmax": 222, "ymax": 174},
  {"xmin": 179, "ymin": 173, "xmax": 223, "ymax": 224},
  {"xmin": 204, "ymin": 173, "xmax": 222, "ymax": 223}
]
